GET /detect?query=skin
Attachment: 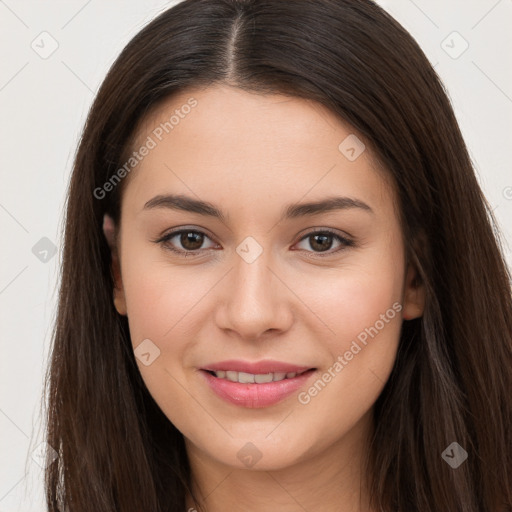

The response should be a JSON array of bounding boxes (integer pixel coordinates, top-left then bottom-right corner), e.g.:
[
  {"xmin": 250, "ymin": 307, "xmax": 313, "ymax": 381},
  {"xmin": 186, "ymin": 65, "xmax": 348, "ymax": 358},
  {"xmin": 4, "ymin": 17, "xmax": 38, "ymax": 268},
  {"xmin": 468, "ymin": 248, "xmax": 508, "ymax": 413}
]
[{"xmin": 103, "ymin": 84, "xmax": 425, "ymax": 511}]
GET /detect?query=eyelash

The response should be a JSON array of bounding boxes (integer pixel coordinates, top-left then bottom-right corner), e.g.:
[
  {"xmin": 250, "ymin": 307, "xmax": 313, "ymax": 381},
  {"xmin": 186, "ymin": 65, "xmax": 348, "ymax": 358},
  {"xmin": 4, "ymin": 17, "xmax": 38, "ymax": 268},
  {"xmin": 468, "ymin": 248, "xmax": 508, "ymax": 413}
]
[{"xmin": 153, "ymin": 228, "xmax": 355, "ymax": 258}]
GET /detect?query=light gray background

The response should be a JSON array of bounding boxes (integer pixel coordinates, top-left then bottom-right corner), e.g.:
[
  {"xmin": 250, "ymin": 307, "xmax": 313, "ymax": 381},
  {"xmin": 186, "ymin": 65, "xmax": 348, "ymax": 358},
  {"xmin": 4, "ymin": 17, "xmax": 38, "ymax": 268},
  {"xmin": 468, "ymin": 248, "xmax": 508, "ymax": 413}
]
[{"xmin": 1, "ymin": 0, "xmax": 511, "ymax": 509}]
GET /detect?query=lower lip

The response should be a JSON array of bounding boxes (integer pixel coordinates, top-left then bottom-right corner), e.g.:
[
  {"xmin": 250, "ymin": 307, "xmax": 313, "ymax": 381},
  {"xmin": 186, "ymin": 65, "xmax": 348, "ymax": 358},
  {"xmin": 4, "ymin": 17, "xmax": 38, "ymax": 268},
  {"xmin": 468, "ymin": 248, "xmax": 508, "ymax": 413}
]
[{"xmin": 200, "ymin": 369, "xmax": 316, "ymax": 408}]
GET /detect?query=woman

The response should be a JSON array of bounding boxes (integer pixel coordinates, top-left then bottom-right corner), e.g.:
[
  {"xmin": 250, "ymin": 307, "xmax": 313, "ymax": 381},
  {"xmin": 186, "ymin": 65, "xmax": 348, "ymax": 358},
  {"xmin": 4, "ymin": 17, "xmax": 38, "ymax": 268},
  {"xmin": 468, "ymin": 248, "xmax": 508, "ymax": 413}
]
[{"xmin": 44, "ymin": 0, "xmax": 512, "ymax": 510}]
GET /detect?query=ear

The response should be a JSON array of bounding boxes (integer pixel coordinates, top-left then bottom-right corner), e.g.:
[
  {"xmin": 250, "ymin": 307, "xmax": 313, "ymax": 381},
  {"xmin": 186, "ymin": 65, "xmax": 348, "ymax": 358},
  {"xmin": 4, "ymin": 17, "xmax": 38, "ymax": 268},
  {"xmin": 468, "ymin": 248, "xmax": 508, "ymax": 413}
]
[
  {"xmin": 103, "ymin": 214, "xmax": 127, "ymax": 316},
  {"xmin": 402, "ymin": 263, "xmax": 425, "ymax": 320}
]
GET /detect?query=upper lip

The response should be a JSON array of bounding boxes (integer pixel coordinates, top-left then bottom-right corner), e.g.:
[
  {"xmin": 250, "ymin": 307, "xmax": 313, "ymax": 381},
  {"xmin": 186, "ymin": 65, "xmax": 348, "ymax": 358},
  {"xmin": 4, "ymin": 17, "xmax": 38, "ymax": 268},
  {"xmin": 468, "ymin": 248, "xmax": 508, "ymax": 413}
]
[{"xmin": 201, "ymin": 360, "xmax": 314, "ymax": 374}]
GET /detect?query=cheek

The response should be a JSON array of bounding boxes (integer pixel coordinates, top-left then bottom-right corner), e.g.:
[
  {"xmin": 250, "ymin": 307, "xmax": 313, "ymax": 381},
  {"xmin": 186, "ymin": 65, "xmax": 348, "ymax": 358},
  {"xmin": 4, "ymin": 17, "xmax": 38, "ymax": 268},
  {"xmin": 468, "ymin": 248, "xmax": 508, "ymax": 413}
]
[
  {"xmin": 319, "ymin": 276, "xmax": 403, "ymax": 383},
  {"xmin": 120, "ymin": 239, "xmax": 214, "ymax": 341},
  {"xmin": 301, "ymin": 242, "xmax": 404, "ymax": 354}
]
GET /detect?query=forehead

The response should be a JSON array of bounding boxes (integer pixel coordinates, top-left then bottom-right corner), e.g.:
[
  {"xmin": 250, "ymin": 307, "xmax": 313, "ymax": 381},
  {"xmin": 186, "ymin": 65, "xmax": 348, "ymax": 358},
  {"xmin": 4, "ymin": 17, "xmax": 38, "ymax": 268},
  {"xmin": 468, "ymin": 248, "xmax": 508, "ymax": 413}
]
[{"xmin": 121, "ymin": 84, "xmax": 396, "ymax": 220}]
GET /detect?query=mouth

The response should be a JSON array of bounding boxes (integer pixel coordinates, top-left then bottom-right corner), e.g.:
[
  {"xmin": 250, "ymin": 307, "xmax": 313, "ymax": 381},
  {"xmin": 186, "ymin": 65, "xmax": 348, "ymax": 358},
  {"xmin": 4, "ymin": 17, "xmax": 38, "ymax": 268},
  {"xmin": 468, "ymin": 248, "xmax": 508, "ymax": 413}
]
[{"xmin": 199, "ymin": 361, "xmax": 317, "ymax": 408}]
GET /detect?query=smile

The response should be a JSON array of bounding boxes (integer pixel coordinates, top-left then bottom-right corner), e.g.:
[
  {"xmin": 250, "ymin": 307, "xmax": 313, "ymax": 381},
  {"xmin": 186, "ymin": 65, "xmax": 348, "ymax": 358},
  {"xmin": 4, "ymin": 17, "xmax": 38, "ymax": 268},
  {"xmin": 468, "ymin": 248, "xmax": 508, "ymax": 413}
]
[{"xmin": 199, "ymin": 360, "xmax": 317, "ymax": 408}]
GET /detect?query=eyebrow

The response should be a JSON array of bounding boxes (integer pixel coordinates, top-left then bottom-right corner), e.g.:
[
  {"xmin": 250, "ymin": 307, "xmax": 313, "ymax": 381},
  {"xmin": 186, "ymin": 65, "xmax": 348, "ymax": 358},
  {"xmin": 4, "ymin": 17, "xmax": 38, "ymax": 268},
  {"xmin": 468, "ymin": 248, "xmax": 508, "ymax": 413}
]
[{"xmin": 142, "ymin": 193, "xmax": 374, "ymax": 222}]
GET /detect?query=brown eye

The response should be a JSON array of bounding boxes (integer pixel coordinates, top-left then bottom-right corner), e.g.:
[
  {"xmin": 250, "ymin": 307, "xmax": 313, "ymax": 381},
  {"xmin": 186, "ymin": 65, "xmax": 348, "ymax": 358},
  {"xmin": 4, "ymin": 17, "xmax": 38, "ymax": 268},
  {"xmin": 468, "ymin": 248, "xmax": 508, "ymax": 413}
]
[
  {"xmin": 308, "ymin": 233, "xmax": 334, "ymax": 252},
  {"xmin": 157, "ymin": 229, "xmax": 217, "ymax": 256},
  {"xmin": 178, "ymin": 231, "xmax": 204, "ymax": 251},
  {"xmin": 295, "ymin": 230, "xmax": 354, "ymax": 256}
]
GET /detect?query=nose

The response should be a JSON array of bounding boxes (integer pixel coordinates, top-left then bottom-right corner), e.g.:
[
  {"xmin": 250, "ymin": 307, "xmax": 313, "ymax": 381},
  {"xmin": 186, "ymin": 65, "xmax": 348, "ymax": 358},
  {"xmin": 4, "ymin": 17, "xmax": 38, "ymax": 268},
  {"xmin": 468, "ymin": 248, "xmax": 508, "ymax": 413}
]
[{"xmin": 214, "ymin": 250, "xmax": 294, "ymax": 341}]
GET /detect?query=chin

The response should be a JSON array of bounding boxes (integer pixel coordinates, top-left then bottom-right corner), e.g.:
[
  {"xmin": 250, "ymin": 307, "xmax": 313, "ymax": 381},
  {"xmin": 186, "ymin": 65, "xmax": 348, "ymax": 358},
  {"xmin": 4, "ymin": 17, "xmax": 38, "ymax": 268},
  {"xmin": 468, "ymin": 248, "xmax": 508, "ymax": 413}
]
[{"xmin": 199, "ymin": 435, "xmax": 313, "ymax": 472}]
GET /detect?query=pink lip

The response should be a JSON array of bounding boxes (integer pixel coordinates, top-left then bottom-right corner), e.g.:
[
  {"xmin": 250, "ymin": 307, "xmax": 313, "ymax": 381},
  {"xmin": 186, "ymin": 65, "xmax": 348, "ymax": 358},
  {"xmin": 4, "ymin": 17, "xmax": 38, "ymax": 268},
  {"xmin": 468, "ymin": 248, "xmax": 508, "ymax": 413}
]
[
  {"xmin": 201, "ymin": 359, "xmax": 312, "ymax": 374},
  {"xmin": 199, "ymin": 360, "xmax": 317, "ymax": 408}
]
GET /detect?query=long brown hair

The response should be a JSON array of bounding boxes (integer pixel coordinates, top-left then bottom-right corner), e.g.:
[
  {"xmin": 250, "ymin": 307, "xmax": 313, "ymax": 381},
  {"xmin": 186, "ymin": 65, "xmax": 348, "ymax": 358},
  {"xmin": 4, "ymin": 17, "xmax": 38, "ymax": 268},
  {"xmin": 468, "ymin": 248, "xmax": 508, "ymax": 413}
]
[{"xmin": 43, "ymin": 0, "xmax": 512, "ymax": 510}]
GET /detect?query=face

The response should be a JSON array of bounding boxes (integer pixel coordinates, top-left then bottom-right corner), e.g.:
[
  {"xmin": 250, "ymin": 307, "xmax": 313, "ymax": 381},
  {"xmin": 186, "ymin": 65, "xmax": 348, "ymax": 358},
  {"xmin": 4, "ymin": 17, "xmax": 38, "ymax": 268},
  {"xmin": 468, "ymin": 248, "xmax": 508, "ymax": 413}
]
[{"xmin": 104, "ymin": 84, "xmax": 425, "ymax": 472}]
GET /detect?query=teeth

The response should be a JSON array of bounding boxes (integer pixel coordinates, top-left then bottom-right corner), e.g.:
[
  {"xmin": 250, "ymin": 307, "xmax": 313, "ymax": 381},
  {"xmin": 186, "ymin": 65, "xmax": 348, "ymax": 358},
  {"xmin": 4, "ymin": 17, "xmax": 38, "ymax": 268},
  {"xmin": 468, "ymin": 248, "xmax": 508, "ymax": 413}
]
[
  {"xmin": 238, "ymin": 372, "xmax": 254, "ymax": 383},
  {"xmin": 226, "ymin": 371, "xmax": 238, "ymax": 382},
  {"xmin": 254, "ymin": 373, "xmax": 273, "ymax": 383},
  {"xmin": 211, "ymin": 370, "xmax": 305, "ymax": 383}
]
